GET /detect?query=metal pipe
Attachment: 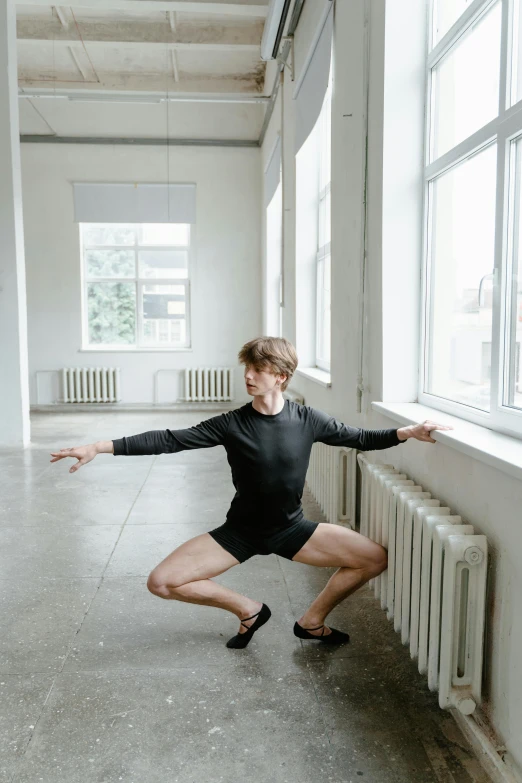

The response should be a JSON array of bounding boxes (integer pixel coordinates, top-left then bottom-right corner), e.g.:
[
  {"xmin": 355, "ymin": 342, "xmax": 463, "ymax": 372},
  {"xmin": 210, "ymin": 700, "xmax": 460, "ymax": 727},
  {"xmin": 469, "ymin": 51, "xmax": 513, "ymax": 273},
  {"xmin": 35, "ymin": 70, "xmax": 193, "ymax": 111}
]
[
  {"xmin": 356, "ymin": 0, "xmax": 371, "ymax": 413},
  {"xmin": 20, "ymin": 135, "xmax": 260, "ymax": 147},
  {"xmin": 18, "ymin": 90, "xmax": 269, "ymax": 104}
]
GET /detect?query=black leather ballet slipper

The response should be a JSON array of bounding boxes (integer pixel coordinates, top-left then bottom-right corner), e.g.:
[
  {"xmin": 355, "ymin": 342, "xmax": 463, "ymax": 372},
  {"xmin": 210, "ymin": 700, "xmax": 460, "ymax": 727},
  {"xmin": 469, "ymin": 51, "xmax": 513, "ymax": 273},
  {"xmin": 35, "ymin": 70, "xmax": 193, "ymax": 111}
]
[
  {"xmin": 293, "ymin": 621, "xmax": 350, "ymax": 645},
  {"xmin": 226, "ymin": 603, "xmax": 272, "ymax": 649}
]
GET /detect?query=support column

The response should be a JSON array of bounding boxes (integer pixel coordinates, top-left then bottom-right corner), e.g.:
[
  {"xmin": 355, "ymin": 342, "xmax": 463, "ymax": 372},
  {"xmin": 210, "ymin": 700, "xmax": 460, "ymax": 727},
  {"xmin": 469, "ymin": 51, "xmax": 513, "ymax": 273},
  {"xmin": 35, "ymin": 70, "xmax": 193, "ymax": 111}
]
[{"xmin": 0, "ymin": 0, "xmax": 30, "ymax": 446}]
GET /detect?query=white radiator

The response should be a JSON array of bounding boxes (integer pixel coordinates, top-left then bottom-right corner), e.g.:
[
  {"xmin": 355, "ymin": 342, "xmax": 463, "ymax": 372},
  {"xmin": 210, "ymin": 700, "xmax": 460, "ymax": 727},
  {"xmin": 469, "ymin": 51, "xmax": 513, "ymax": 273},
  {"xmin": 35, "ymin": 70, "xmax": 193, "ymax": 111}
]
[
  {"xmin": 307, "ymin": 443, "xmax": 357, "ymax": 527},
  {"xmin": 184, "ymin": 367, "xmax": 234, "ymax": 402},
  {"xmin": 61, "ymin": 367, "xmax": 121, "ymax": 403},
  {"xmin": 357, "ymin": 455, "xmax": 488, "ymax": 715}
]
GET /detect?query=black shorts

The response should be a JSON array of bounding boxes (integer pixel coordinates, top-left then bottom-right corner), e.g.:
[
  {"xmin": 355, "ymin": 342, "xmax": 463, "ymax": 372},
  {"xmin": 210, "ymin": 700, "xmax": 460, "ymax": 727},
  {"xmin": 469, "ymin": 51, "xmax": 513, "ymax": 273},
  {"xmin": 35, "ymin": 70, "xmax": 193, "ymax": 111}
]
[{"xmin": 208, "ymin": 518, "xmax": 320, "ymax": 564}]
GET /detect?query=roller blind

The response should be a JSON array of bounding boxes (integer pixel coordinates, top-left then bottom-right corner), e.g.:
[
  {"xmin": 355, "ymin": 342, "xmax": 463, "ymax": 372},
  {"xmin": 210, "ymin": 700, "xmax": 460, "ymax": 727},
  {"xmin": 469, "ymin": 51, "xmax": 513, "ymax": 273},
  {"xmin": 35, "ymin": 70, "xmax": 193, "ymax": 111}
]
[
  {"xmin": 294, "ymin": 4, "xmax": 333, "ymax": 154},
  {"xmin": 73, "ymin": 183, "xmax": 196, "ymax": 224},
  {"xmin": 264, "ymin": 136, "xmax": 282, "ymax": 207}
]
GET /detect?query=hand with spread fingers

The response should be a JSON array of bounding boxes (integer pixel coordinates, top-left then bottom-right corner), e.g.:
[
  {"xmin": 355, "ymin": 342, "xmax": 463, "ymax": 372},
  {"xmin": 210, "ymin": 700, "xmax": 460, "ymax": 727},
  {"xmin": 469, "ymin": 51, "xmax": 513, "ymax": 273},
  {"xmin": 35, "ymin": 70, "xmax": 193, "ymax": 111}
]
[
  {"xmin": 49, "ymin": 441, "xmax": 114, "ymax": 473},
  {"xmin": 396, "ymin": 419, "xmax": 453, "ymax": 444}
]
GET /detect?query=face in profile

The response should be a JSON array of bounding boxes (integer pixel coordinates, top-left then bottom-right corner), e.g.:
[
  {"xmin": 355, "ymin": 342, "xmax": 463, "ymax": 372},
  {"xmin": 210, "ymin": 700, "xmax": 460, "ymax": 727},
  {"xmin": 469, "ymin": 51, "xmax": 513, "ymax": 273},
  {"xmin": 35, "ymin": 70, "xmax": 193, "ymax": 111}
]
[{"xmin": 243, "ymin": 364, "xmax": 286, "ymax": 396}]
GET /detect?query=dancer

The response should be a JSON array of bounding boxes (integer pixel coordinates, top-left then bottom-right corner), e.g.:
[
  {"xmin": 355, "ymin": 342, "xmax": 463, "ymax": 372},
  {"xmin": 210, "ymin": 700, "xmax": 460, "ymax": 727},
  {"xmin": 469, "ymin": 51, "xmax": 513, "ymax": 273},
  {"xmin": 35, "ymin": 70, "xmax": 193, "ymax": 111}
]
[{"xmin": 50, "ymin": 337, "xmax": 451, "ymax": 649}]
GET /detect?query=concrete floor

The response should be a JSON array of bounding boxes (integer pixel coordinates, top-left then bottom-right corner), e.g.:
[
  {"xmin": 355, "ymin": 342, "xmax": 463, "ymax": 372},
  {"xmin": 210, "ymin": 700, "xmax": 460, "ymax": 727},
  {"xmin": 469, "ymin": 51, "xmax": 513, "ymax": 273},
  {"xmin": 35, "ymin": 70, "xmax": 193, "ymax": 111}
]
[{"xmin": 1, "ymin": 410, "xmax": 491, "ymax": 783}]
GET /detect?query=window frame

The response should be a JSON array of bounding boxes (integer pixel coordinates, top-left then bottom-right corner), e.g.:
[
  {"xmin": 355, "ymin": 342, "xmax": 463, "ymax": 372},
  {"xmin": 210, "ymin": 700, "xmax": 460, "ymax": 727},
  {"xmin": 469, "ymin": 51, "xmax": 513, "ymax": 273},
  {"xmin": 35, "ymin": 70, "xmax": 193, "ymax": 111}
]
[
  {"xmin": 419, "ymin": 0, "xmax": 522, "ymax": 438},
  {"xmin": 80, "ymin": 223, "xmax": 192, "ymax": 351}
]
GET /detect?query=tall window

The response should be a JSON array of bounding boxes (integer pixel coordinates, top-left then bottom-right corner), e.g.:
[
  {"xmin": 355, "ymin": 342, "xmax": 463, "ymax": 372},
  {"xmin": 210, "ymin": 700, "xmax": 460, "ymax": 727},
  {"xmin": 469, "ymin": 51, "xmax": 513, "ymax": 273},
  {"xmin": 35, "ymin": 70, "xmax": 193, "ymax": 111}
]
[
  {"xmin": 81, "ymin": 223, "xmax": 190, "ymax": 349},
  {"xmin": 266, "ymin": 178, "xmax": 283, "ymax": 337},
  {"xmin": 316, "ymin": 72, "xmax": 332, "ymax": 372},
  {"xmin": 422, "ymin": 0, "xmax": 522, "ymax": 436}
]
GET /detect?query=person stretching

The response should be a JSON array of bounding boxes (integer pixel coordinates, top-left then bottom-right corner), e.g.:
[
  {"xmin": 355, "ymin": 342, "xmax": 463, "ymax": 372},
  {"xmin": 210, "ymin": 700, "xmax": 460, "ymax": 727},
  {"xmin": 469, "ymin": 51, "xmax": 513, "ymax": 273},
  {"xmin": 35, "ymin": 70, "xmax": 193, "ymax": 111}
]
[{"xmin": 50, "ymin": 337, "xmax": 451, "ymax": 650}]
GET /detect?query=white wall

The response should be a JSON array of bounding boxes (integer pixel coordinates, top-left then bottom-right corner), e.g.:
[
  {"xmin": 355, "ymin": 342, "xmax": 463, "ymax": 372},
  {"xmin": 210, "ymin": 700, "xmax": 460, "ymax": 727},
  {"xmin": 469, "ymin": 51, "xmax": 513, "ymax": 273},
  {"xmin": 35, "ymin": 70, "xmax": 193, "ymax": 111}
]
[
  {"xmin": 18, "ymin": 99, "xmax": 265, "ymax": 141},
  {"xmin": 22, "ymin": 142, "xmax": 261, "ymax": 405},
  {"xmin": 261, "ymin": 0, "xmax": 522, "ymax": 774},
  {"xmin": 0, "ymin": 0, "xmax": 30, "ymax": 446}
]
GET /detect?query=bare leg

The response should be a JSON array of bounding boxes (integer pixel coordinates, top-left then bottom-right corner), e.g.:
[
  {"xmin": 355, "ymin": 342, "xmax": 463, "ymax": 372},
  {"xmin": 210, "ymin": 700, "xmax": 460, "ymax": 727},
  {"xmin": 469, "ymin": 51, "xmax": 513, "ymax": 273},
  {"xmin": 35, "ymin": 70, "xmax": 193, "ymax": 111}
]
[
  {"xmin": 291, "ymin": 523, "xmax": 387, "ymax": 636},
  {"xmin": 147, "ymin": 532, "xmax": 262, "ymax": 634}
]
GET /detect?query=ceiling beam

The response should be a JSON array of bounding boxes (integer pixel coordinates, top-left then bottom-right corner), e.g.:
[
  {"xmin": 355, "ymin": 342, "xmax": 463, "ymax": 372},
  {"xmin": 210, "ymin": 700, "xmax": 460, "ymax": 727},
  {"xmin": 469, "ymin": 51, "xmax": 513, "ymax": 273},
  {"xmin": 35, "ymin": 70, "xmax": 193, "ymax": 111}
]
[
  {"xmin": 52, "ymin": 6, "xmax": 69, "ymax": 28},
  {"xmin": 16, "ymin": 1, "xmax": 268, "ymax": 17},
  {"xmin": 17, "ymin": 20, "xmax": 263, "ymax": 46},
  {"xmin": 17, "ymin": 19, "xmax": 264, "ymax": 46},
  {"xmin": 18, "ymin": 38, "xmax": 260, "ymax": 53},
  {"xmin": 68, "ymin": 45, "xmax": 89, "ymax": 79},
  {"xmin": 170, "ymin": 50, "xmax": 179, "ymax": 82}
]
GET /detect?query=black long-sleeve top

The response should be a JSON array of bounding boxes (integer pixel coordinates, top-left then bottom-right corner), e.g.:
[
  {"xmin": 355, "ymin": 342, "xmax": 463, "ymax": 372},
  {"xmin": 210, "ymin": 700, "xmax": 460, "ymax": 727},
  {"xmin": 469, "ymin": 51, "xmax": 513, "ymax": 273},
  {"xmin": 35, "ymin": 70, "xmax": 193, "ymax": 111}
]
[{"xmin": 113, "ymin": 399, "xmax": 404, "ymax": 530}]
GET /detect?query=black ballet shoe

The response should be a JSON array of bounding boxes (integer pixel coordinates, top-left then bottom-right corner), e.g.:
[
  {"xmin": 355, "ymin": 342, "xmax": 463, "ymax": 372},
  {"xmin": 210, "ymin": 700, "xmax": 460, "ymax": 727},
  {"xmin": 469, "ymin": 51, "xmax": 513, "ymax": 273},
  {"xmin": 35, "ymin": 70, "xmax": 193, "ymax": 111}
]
[
  {"xmin": 293, "ymin": 621, "xmax": 350, "ymax": 646},
  {"xmin": 226, "ymin": 603, "xmax": 272, "ymax": 649}
]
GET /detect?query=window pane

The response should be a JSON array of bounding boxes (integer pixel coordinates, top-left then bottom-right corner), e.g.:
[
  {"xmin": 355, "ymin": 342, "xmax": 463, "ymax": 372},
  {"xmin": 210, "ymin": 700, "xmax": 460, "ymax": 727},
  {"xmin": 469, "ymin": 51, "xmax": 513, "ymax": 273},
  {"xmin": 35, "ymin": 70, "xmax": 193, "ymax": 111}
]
[
  {"xmin": 138, "ymin": 250, "xmax": 188, "ymax": 279},
  {"xmin": 266, "ymin": 182, "xmax": 283, "ymax": 336},
  {"xmin": 426, "ymin": 145, "xmax": 496, "ymax": 411},
  {"xmin": 138, "ymin": 224, "xmax": 189, "ymax": 246},
  {"xmin": 87, "ymin": 282, "xmax": 136, "ymax": 345},
  {"xmin": 316, "ymin": 254, "xmax": 331, "ymax": 366},
  {"xmin": 85, "ymin": 249, "xmax": 135, "ymax": 278},
  {"xmin": 431, "ymin": 2, "xmax": 501, "ymax": 161},
  {"xmin": 141, "ymin": 284, "xmax": 186, "ymax": 346},
  {"xmin": 319, "ymin": 94, "xmax": 331, "ymax": 193},
  {"xmin": 142, "ymin": 319, "xmax": 186, "ymax": 345},
  {"xmin": 432, "ymin": 0, "xmax": 473, "ymax": 45},
  {"xmin": 506, "ymin": 139, "xmax": 522, "ymax": 409},
  {"xmin": 511, "ymin": 0, "xmax": 522, "ymax": 105},
  {"xmin": 82, "ymin": 224, "xmax": 135, "ymax": 246},
  {"xmin": 316, "ymin": 258, "xmax": 324, "ymax": 361},
  {"xmin": 323, "ymin": 254, "xmax": 331, "ymax": 363},
  {"xmin": 319, "ymin": 189, "xmax": 331, "ymax": 248}
]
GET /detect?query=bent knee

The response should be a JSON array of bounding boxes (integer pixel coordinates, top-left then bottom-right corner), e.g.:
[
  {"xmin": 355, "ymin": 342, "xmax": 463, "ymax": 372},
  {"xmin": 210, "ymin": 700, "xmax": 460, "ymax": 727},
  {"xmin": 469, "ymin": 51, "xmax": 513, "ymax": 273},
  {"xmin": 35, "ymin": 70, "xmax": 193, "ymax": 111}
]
[
  {"xmin": 147, "ymin": 573, "xmax": 167, "ymax": 597},
  {"xmin": 370, "ymin": 545, "xmax": 388, "ymax": 576},
  {"xmin": 351, "ymin": 544, "xmax": 387, "ymax": 576},
  {"xmin": 147, "ymin": 571, "xmax": 183, "ymax": 597}
]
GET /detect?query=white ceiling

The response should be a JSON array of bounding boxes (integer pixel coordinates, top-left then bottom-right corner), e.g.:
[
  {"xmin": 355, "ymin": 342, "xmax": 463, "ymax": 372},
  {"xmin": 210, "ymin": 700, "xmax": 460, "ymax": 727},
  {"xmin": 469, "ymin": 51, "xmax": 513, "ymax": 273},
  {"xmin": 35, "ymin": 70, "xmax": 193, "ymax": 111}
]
[{"xmin": 15, "ymin": 0, "xmax": 270, "ymax": 142}]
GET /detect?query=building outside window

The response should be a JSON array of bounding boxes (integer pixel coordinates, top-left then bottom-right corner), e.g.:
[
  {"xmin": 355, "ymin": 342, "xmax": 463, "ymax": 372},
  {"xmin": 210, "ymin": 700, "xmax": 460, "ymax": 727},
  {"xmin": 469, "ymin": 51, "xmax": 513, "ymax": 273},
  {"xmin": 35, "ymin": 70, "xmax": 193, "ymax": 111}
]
[
  {"xmin": 80, "ymin": 223, "xmax": 190, "ymax": 350},
  {"xmin": 316, "ymin": 70, "xmax": 332, "ymax": 372},
  {"xmin": 422, "ymin": 0, "xmax": 522, "ymax": 436}
]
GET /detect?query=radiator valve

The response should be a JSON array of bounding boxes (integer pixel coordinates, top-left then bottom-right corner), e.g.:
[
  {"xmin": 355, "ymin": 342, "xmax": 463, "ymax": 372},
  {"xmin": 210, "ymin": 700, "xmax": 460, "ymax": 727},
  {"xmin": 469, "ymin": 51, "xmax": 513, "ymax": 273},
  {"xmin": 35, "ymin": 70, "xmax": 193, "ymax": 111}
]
[{"xmin": 464, "ymin": 546, "xmax": 484, "ymax": 566}]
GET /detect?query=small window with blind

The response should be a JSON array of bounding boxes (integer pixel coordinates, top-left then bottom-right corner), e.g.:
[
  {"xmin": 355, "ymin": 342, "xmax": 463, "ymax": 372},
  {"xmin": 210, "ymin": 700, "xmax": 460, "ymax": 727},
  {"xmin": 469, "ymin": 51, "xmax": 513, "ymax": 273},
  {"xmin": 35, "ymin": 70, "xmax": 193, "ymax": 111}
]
[{"xmin": 80, "ymin": 223, "xmax": 191, "ymax": 350}]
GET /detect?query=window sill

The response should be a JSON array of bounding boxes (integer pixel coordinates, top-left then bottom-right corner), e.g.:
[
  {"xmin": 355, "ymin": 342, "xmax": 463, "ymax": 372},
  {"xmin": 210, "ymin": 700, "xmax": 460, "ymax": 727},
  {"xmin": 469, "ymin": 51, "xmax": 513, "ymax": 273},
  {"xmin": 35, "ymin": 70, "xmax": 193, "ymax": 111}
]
[
  {"xmin": 372, "ymin": 401, "xmax": 522, "ymax": 483},
  {"xmin": 295, "ymin": 367, "xmax": 332, "ymax": 387},
  {"xmin": 79, "ymin": 348, "xmax": 193, "ymax": 353}
]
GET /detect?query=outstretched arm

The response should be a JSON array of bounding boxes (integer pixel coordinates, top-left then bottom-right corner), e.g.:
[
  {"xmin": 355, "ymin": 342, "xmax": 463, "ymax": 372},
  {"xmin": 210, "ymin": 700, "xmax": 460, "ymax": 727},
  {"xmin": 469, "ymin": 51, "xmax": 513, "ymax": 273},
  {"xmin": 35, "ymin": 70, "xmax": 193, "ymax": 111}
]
[
  {"xmin": 308, "ymin": 407, "xmax": 452, "ymax": 450},
  {"xmin": 50, "ymin": 412, "xmax": 231, "ymax": 473},
  {"xmin": 112, "ymin": 412, "xmax": 231, "ymax": 456}
]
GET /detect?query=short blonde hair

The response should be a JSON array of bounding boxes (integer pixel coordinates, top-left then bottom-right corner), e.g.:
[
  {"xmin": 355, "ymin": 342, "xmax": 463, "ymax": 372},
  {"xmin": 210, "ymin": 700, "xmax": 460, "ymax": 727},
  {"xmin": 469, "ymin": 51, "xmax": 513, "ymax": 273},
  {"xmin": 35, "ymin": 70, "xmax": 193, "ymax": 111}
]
[{"xmin": 238, "ymin": 336, "xmax": 298, "ymax": 392}]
